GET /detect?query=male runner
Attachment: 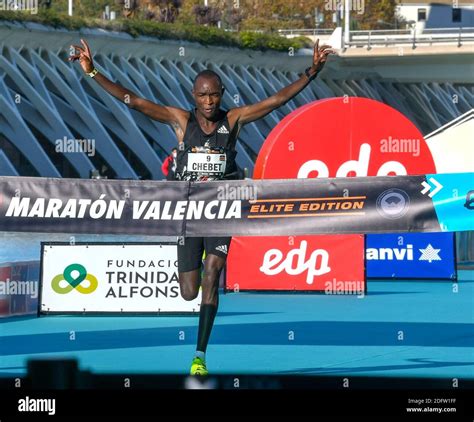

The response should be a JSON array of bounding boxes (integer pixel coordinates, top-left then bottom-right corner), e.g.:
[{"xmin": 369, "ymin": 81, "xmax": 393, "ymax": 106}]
[{"xmin": 69, "ymin": 38, "xmax": 334, "ymax": 375}]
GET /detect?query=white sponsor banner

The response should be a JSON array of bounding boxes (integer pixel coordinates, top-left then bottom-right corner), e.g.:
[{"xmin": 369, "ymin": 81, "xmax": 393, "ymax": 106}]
[
  {"xmin": 425, "ymin": 111, "xmax": 474, "ymax": 174},
  {"xmin": 40, "ymin": 243, "xmax": 200, "ymax": 313}
]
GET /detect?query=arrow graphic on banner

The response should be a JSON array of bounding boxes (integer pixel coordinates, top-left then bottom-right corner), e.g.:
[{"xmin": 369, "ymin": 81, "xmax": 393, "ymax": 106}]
[{"xmin": 421, "ymin": 177, "xmax": 443, "ymax": 198}]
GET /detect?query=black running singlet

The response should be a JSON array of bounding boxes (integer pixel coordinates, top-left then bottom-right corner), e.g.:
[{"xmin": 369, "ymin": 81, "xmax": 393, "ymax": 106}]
[{"xmin": 175, "ymin": 109, "xmax": 240, "ymax": 181}]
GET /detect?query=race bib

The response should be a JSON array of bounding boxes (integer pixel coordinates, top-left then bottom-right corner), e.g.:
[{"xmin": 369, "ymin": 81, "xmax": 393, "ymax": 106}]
[{"xmin": 187, "ymin": 152, "xmax": 227, "ymax": 175}]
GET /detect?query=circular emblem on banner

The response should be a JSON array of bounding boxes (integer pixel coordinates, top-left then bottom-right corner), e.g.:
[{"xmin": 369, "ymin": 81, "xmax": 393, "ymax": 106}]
[
  {"xmin": 465, "ymin": 190, "xmax": 474, "ymax": 210},
  {"xmin": 376, "ymin": 189, "xmax": 410, "ymax": 219}
]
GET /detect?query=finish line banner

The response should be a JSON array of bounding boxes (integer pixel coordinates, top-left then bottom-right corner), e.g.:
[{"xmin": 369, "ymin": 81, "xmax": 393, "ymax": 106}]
[{"xmin": 0, "ymin": 173, "xmax": 472, "ymax": 236}]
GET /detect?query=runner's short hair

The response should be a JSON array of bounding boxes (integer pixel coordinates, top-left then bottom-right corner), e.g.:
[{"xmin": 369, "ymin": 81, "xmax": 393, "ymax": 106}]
[{"xmin": 193, "ymin": 70, "xmax": 223, "ymax": 90}]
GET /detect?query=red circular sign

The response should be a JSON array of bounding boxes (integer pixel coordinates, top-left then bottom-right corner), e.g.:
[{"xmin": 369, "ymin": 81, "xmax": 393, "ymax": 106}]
[{"xmin": 254, "ymin": 97, "xmax": 436, "ymax": 179}]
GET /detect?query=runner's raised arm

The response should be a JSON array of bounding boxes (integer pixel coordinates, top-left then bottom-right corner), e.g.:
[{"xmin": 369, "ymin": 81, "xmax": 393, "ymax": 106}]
[
  {"xmin": 228, "ymin": 40, "xmax": 335, "ymax": 127},
  {"xmin": 68, "ymin": 39, "xmax": 188, "ymax": 131}
]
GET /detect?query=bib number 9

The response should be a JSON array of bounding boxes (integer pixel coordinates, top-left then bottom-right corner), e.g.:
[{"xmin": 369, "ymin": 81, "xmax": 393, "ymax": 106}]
[{"xmin": 187, "ymin": 153, "xmax": 227, "ymax": 175}]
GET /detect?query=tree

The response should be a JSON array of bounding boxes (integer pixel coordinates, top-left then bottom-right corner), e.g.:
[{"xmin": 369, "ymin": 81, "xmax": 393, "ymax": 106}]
[
  {"xmin": 224, "ymin": 7, "xmax": 243, "ymax": 30},
  {"xmin": 351, "ymin": 0, "xmax": 398, "ymax": 30},
  {"xmin": 115, "ymin": 0, "xmax": 140, "ymax": 18},
  {"xmin": 154, "ymin": 0, "xmax": 183, "ymax": 23},
  {"xmin": 39, "ymin": 0, "xmax": 51, "ymax": 9},
  {"xmin": 192, "ymin": 5, "xmax": 222, "ymax": 26}
]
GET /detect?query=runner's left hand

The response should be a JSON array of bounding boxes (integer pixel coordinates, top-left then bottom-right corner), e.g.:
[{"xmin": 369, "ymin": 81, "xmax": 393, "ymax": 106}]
[{"xmin": 311, "ymin": 39, "xmax": 335, "ymax": 73}]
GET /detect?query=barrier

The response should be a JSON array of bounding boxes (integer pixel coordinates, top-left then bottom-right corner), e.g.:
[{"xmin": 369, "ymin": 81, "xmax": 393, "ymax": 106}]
[
  {"xmin": 0, "ymin": 260, "xmax": 39, "ymax": 317},
  {"xmin": 1, "ymin": 174, "xmax": 473, "ymax": 236},
  {"xmin": 39, "ymin": 243, "xmax": 199, "ymax": 314},
  {"xmin": 227, "ymin": 235, "xmax": 364, "ymax": 292},
  {"xmin": 366, "ymin": 232, "xmax": 456, "ymax": 279}
]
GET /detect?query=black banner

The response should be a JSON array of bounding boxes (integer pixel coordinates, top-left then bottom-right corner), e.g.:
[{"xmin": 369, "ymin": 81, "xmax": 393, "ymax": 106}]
[{"xmin": 0, "ymin": 175, "xmax": 442, "ymax": 236}]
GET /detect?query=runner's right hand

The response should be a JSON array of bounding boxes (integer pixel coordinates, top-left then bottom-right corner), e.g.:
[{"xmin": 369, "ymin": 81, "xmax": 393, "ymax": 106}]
[{"xmin": 68, "ymin": 38, "xmax": 94, "ymax": 74}]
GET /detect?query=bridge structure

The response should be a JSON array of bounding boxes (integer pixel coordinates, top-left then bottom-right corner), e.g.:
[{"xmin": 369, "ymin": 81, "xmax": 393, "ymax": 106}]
[{"xmin": 0, "ymin": 21, "xmax": 472, "ymax": 179}]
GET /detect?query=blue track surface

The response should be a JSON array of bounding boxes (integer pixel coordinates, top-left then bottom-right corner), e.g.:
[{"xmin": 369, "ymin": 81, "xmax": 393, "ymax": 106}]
[{"xmin": 1, "ymin": 271, "xmax": 473, "ymax": 380}]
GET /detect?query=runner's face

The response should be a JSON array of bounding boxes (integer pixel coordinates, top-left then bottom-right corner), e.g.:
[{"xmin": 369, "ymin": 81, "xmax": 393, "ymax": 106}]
[{"xmin": 193, "ymin": 77, "xmax": 222, "ymax": 119}]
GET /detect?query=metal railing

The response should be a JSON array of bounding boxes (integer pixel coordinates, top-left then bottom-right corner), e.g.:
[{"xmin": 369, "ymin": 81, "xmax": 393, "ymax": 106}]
[
  {"xmin": 345, "ymin": 27, "xmax": 474, "ymax": 49},
  {"xmin": 423, "ymin": 27, "xmax": 474, "ymax": 35},
  {"xmin": 275, "ymin": 27, "xmax": 474, "ymax": 49},
  {"xmin": 277, "ymin": 28, "xmax": 333, "ymax": 36}
]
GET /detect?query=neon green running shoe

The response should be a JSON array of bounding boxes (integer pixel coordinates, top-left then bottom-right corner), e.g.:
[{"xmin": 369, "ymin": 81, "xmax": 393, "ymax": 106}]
[{"xmin": 190, "ymin": 357, "xmax": 208, "ymax": 376}]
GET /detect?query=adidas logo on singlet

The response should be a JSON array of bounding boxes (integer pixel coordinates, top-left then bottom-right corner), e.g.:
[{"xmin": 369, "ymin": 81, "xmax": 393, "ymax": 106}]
[
  {"xmin": 217, "ymin": 125, "xmax": 229, "ymax": 134},
  {"xmin": 215, "ymin": 245, "xmax": 228, "ymax": 255}
]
